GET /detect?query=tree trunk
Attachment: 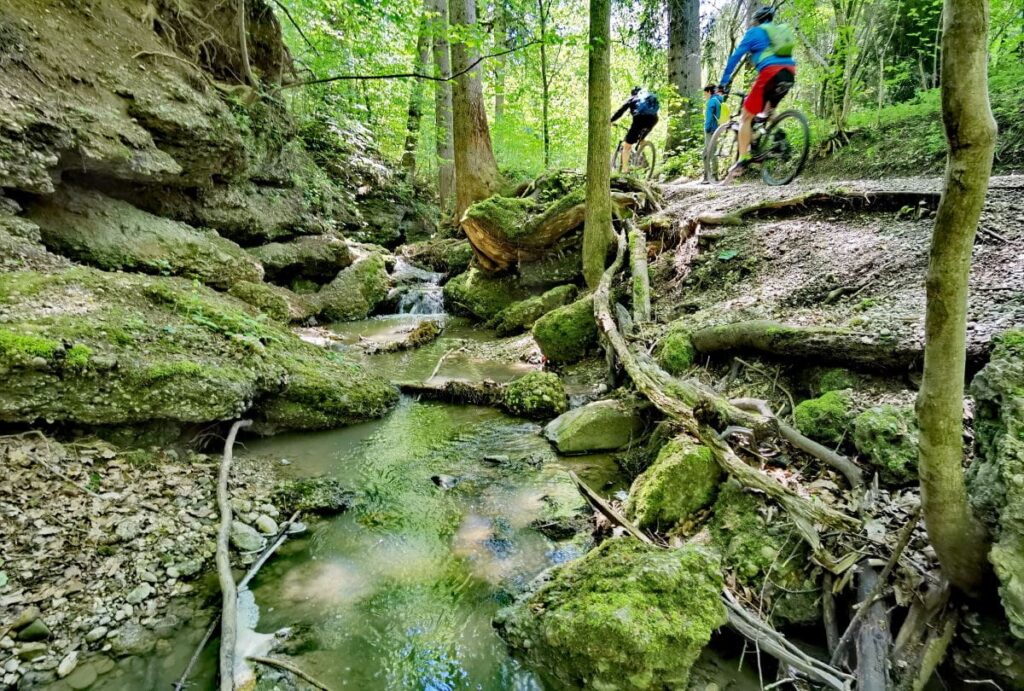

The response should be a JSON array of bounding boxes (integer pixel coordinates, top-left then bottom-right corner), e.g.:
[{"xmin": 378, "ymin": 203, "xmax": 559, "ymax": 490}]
[
  {"xmin": 583, "ymin": 0, "xmax": 613, "ymax": 288},
  {"xmin": 744, "ymin": 0, "xmax": 757, "ymax": 30},
  {"xmin": 917, "ymin": 0, "xmax": 995, "ymax": 595},
  {"xmin": 451, "ymin": 0, "xmax": 501, "ymax": 219},
  {"xmin": 431, "ymin": 0, "xmax": 456, "ymax": 214},
  {"xmin": 539, "ymin": 0, "xmax": 551, "ymax": 167},
  {"xmin": 493, "ymin": 0, "xmax": 508, "ymax": 121},
  {"xmin": 401, "ymin": 4, "xmax": 433, "ymax": 180},
  {"xmin": 665, "ymin": 0, "xmax": 701, "ymax": 154},
  {"xmin": 237, "ymin": 0, "xmax": 256, "ymax": 86}
]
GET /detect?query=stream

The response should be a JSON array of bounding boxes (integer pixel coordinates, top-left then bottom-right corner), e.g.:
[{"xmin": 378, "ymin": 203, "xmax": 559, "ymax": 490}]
[{"xmin": 82, "ymin": 273, "xmax": 763, "ymax": 690}]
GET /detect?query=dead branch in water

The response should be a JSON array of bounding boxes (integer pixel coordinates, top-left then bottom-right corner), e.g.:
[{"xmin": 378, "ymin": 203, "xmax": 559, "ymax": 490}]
[
  {"xmin": 216, "ymin": 419, "xmax": 251, "ymax": 691},
  {"xmin": 568, "ymin": 470, "xmax": 655, "ymax": 545},
  {"xmin": 248, "ymin": 655, "xmax": 335, "ymax": 690}
]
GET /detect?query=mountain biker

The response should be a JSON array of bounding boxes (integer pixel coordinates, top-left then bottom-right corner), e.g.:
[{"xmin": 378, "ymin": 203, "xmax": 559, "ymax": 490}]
[
  {"xmin": 702, "ymin": 83, "xmax": 724, "ymax": 183},
  {"xmin": 719, "ymin": 5, "xmax": 797, "ymax": 183},
  {"xmin": 611, "ymin": 86, "xmax": 660, "ymax": 174}
]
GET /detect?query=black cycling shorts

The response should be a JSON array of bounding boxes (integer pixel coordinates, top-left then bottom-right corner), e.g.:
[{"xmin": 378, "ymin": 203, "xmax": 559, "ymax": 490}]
[{"xmin": 625, "ymin": 114, "xmax": 658, "ymax": 144}]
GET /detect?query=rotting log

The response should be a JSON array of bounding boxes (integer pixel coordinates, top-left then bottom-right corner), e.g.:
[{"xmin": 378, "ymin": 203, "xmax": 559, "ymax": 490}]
[
  {"xmin": 396, "ymin": 379, "xmax": 504, "ymax": 407},
  {"xmin": 691, "ymin": 320, "xmax": 923, "ymax": 372},
  {"xmin": 695, "ymin": 189, "xmax": 941, "ymax": 227},
  {"xmin": 855, "ymin": 565, "xmax": 891, "ymax": 691}
]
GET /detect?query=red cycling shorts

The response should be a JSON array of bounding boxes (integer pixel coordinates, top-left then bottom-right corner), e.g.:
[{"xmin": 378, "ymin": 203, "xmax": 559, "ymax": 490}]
[{"xmin": 744, "ymin": 65, "xmax": 796, "ymax": 116}]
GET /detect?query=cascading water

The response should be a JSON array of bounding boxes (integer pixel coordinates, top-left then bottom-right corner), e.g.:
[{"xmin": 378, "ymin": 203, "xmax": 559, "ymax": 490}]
[{"xmin": 392, "ymin": 258, "xmax": 445, "ymax": 315}]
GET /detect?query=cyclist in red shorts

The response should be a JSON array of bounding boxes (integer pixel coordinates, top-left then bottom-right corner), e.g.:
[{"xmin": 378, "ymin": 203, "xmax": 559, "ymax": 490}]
[{"xmin": 719, "ymin": 6, "xmax": 797, "ymax": 183}]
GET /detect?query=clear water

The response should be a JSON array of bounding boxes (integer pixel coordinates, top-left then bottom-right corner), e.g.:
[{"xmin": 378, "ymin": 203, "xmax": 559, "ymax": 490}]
[{"xmin": 392, "ymin": 259, "xmax": 445, "ymax": 316}]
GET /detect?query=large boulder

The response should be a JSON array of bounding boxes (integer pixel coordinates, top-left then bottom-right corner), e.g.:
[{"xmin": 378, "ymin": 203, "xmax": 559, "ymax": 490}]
[
  {"xmin": 793, "ymin": 389, "xmax": 854, "ymax": 446},
  {"xmin": 531, "ymin": 295, "xmax": 598, "ymax": 365},
  {"xmin": 315, "ymin": 253, "xmax": 391, "ymax": 321},
  {"xmin": 490, "ymin": 285, "xmax": 578, "ymax": 337},
  {"xmin": 442, "ymin": 268, "xmax": 537, "ymax": 321},
  {"xmin": 248, "ymin": 234, "xmax": 353, "ymax": 284},
  {"xmin": 0, "ymin": 267, "xmax": 397, "ymax": 429},
  {"xmin": 495, "ymin": 539, "xmax": 726, "ymax": 690},
  {"xmin": 853, "ymin": 404, "xmax": 918, "ymax": 484},
  {"xmin": 544, "ymin": 399, "xmax": 644, "ymax": 454},
  {"xmin": 28, "ymin": 188, "xmax": 263, "ymax": 289},
  {"xmin": 626, "ymin": 436, "xmax": 721, "ymax": 530},
  {"xmin": 968, "ymin": 330, "xmax": 1024, "ymax": 639}
]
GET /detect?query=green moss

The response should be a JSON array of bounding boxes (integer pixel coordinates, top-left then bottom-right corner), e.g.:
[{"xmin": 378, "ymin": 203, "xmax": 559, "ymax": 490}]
[
  {"xmin": 496, "ymin": 539, "xmax": 725, "ymax": 690},
  {"xmin": 531, "ymin": 295, "xmax": 597, "ymax": 365},
  {"xmin": 316, "ymin": 253, "xmax": 390, "ymax": 322},
  {"xmin": 464, "ymin": 196, "xmax": 540, "ymax": 242},
  {"xmin": 442, "ymin": 268, "xmax": 536, "ymax": 321},
  {"xmin": 490, "ymin": 284, "xmax": 578, "ymax": 337},
  {"xmin": 710, "ymin": 483, "xmax": 820, "ymax": 625},
  {"xmin": 853, "ymin": 405, "xmax": 918, "ymax": 484},
  {"xmin": 626, "ymin": 437, "xmax": 721, "ymax": 530},
  {"xmin": 794, "ymin": 390, "xmax": 854, "ymax": 445},
  {"xmin": 0, "ymin": 329, "xmax": 59, "ymax": 363},
  {"xmin": 816, "ymin": 368, "xmax": 858, "ymax": 394},
  {"xmin": 501, "ymin": 371, "xmax": 569, "ymax": 420},
  {"xmin": 656, "ymin": 330, "xmax": 696, "ymax": 375},
  {"xmin": 63, "ymin": 343, "xmax": 92, "ymax": 370}
]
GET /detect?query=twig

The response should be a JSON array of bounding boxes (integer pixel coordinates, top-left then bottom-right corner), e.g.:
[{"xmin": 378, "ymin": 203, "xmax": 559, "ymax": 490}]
[
  {"xmin": 247, "ymin": 656, "xmax": 334, "ymax": 690},
  {"xmin": 238, "ymin": 511, "xmax": 301, "ymax": 591},
  {"xmin": 427, "ymin": 347, "xmax": 459, "ymax": 381},
  {"xmin": 133, "ymin": 50, "xmax": 204, "ymax": 73},
  {"xmin": 568, "ymin": 471, "xmax": 654, "ymax": 545},
  {"xmin": 216, "ymin": 419, "xmax": 252, "ymax": 691},
  {"xmin": 822, "ymin": 572, "xmax": 840, "ymax": 656},
  {"xmin": 173, "ymin": 619, "xmax": 218, "ymax": 691},
  {"xmin": 268, "ymin": 0, "xmax": 320, "ymax": 56}
]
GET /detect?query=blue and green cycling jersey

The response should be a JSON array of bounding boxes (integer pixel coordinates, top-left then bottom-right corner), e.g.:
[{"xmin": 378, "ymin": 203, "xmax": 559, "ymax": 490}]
[{"xmin": 720, "ymin": 24, "xmax": 797, "ymax": 85}]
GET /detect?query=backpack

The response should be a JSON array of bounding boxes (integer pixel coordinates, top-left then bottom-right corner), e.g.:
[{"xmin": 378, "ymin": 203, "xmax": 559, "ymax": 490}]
[
  {"xmin": 719, "ymin": 98, "xmax": 731, "ymax": 123},
  {"xmin": 762, "ymin": 22, "xmax": 796, "ymax": 59},
  {"xmin": 634, "ymin": 91, "xmax": 660, "ymax": 116}
]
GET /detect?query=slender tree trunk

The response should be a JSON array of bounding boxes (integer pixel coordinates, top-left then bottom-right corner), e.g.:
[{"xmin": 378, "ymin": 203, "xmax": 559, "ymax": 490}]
[
  {"xmin": 237, "ymin": 0, "xmax": 256, "ymax": 86},
  {"xmin": 665, "ymin": 0, "xmax": 701, "ymax": 154},
  {"xmin": 539, "ymin": 0, "xmax": 551, "ymax": 168},
  {"xmin": 583, "ymin": 0, "xmax": 612, "ymax": 288},
  {"xmin": 744, "ymin": 0, "xmax": 757, "ymax": 29},
  {"xmin": 917, "ymin": 0, "xmax": 995, "ymax": 596},
  {"xmin": 493, "ymin": 0, "xmax": 508, "ymax": 121},
  {"xmin": 401, "ymin": 4, "xmax": 433, "ymax": 180},
  {"xmin": 431, "ymin": 0, "xmax": 456, "ymax": 213},
  {"xmin": 451, "ymin": 0, "xmax": 501, "ymax": 219}
]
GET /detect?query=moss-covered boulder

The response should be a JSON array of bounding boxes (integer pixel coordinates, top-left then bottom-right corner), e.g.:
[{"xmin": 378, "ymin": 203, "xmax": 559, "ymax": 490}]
[
  {"xmin": 248, "ymin": 234, "xmax": 353, "ymax": 283},
  {"xmin": 967, "ymin": 330, "xmax": 1024, "ymax": 638},
  {"xmin": 490, "ymin": 285, "xmax": 578, "ymax": 337},
  {"xmin": 853, "ymin": 404, "xmax": 918, "ymax": 484},
  {"xmin": 501, "ymin": 371, "xmax": 569, "ymax": 420},
  {"xmin": 626, "ymin": 437, "xmax": 721, "ymax": 530},
  {"xmin": 544, "ymin": 399, "xmax": 644, "ymax": 453},
  {"xmin": 793, "ymin": 390, "xmax": 854, "ymax": 446},
  {"xmin": 656, "ymin": 328, "xmax": 696, "ymax": 376},
  {"xmin": 495, "ymin": 539, "xmax": 725, "ymax": 690},
  {"xmin": 28, "ymin": 187, "xmax": 263, "ymax": 289},
  {"xmin": 399, "ymin": 238, "xmax": 474, "ymax": 276},
  {"xmin": 531, "ymin": 295, "xmax": 598, "ymax": 365},
  {"xmin": 442, "ymin": 268, "xmax": 536, "ymax": 321},
  {"xmin": 0, "ymin": 267, "xmax": 397, "ymax": 429},
  {"xmin": 315, "ymin": 252, "xmax": 390, "ymax": 321},
  {"xmin": 812, "ymin": 367, "xmax": 860, "ymax": 394},
  {"xmin": 227, "ymin": 281, "xmax": 315, "ymax": 323},
  {"xmin": 710, "ymin": 482, "xmax": 820, "ymax": 625}
]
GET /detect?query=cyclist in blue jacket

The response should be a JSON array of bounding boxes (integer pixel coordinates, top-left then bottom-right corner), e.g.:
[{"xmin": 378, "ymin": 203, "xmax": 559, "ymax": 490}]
[{"xmin": 611, "ymin": 86, "xmax": 660, "ymax": 174}]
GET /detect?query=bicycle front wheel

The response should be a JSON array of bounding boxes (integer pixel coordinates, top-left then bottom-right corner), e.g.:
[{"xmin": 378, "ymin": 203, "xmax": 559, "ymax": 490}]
[
  {"xmin": 761, "ymin": 110, "xmax": 811, "ymax": 186},
  {"xmin": 705, "ymin": 122, "xmax": 739, "ymax": 183}
]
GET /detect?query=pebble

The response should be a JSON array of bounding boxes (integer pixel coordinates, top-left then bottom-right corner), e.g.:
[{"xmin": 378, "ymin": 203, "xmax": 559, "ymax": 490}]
[
  {"xmin": 114, "ymin": 518, "xmax": 142, "ymax": 542},
  {"xmin": 65, "ymin": 662, "xmax": 98, "ymax": 690},
  {"xmin": 17, "ymin": 642, "xmax": 48, "ymax": 660},
  {"xmin": 85, "ymin": 626, "xmax": 108, "ymax": 643},
  {"xmin": 3, "ymin": 658, "xmax": 18, "ymax": 673},
  {"xmin": 10, "ymin": 607, "xmax": 40, "ymax": 632},
  {"xmin": 138, "ymin": 570, "xmax": 158, "ymax": 584},
  {"xmin": 258, "ymin": 503, "xmax": 280, "ymax": 518},
  {"xmin": 16, "ymin": 618, "xmax": 50, "ymax": 642},
  {"xmin": 254, "ymin": 514, "xmax": 278, "ymax": 535},
  {"xmin": 57, "ymin": 650, "xmax": 78, "ymax": 678},
  {"xmin": 230, "ymin": 521, "xmax": 265, "ymax": 552}
]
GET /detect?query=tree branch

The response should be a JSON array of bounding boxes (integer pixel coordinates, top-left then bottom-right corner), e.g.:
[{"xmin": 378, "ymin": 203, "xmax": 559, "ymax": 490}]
[{"xmin": 268, "ymin": 0, "xmax": 320, "ymax": 57}]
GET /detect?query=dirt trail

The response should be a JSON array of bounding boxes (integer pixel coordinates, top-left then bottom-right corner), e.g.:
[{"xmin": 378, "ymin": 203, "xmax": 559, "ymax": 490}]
[{"xmin": 653, "ymin": 175, "xmax": 1024, "ymax": 363}]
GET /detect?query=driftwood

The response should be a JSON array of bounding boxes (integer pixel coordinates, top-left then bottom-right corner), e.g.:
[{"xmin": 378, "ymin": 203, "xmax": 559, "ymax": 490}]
[
  {"xmin": 216, "ymin": 419, "xmax": 251, "ymax": 691},
  {"xmin": 855, "ymin": 565, "xmax": 891, "ymax": 690},
  {"xmin": 248, "ymin": 656, "xmax": 334, "ymax": 691},
  {"xmin": 568, "ymin": 470, "xmax": 655, "ymax": 545},
  {"xmin": 691, "ymin": 319, "xmax": 923, "ymax": 372},
  {"xmin": 627, "ymin": 220, "xmax": 651, "ymax": 323},
  {"xmin": 397, "ymin": 379, "xmax": 504, "ymax": 407}
]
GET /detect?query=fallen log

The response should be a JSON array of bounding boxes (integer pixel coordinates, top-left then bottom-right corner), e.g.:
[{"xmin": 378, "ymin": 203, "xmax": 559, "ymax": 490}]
[
  {"xmin": 627, "ymin": 220, "xmax": 651, "ymax": 324},
  {"xmin": 396, "ymin": 379, "xmax": 504, "ymax": 407},
  {"xmin": 855, "ymin": 565, "xmax": 891, "ymax": 690},
  {"xmin": 696, "ymin": 189, "xmax": 941, "ymax": 227},
  {"xmin": 690, "ymin": 319, "xmax": 923, "ymax": 372}
]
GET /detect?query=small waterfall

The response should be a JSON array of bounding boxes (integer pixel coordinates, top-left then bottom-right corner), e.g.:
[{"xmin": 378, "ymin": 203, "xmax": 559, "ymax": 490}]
[{"xmin": 392, "ymin": 258, "xmax": 445, "ymax": 315}]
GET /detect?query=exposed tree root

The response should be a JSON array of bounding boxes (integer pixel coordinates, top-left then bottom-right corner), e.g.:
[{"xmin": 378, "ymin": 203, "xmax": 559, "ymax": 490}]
[
  {"xmin": 248, "ymin": 656, "xmax": 334, "ymax": 691},
  {"xmin": 691, "ymin": 319, "xmax": 923, "ymax": 372},
  {"xmin": 696, "ymin": 188, "xmax": 940, "ymax": 227},
  {"xmin": 891, "ymin": 582, "xmax": 956, "ymax": 691},
  {"xmin": 627, "ymin": 220, "xmax": 651, "ymax": 324}
]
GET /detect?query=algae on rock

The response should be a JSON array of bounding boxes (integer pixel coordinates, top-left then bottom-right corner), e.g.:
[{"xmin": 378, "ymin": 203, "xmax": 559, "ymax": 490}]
[
  {"xmin": 793, "ymin": 389, "xmax": 854, "ymax": 446},
  {"xmin": 490, "ymin": 285, "xmax": 578, "ymax": 337},
  {"xmin": 626, "ymin": 436, "xmax": 721, "ymax": 530},
  {"xmin": 495, "ymin": 539, "xmax": 726, "ymax": 690},
  {"xmin": 442, "ymin": 268, "xmax": 537, "ymax": 321},
  {"xmin": 656, "ymin": 327, "xmax": 696, "ymax": 376},
  {"xmin": 531, "ymin": 295, "xmax": 598, "ymax": 365},
  {"xmin": 501, "ymin": 371, "xmax": 569, "ymax": 420},
  {"xmin": 544, "ymin": 399, "xmax": 644, "ymax": 453},
  {"xmin": 227, "ymin": 281, "xmax": 315, "ymax": 323},
  {"xmin": 248, "ymin": 234, "xmax": 353, "ymax": 283}
]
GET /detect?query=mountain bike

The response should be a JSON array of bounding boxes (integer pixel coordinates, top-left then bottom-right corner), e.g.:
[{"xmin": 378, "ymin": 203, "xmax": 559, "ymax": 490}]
[
  {"xmin": 704, "ymin": 90, "xmax": 811, "ymax": 186},
  {"xmin": 612, "ymin": 124, "xmax": 657, "ymax": 180}
]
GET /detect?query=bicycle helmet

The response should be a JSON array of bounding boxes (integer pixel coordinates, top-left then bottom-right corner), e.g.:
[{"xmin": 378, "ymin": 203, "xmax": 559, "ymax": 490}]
[
  {"xmin": 630, "ymin": 86, "xmax": 641, "ymax": 96},
  {"xmin": 753, "ymin": 6, "xmax": 775, "ymax": 23}
]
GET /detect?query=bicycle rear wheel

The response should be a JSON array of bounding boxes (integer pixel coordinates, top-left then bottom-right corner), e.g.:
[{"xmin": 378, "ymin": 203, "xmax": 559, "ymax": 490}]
[
  {"xmin": 705, "ymin": 122, "xmax": 739, "ymax": 183},
  {"xmin": 611, "ymin": 142, "xmax": 624, "ymax": 172},
  {"xmin": 760, "ymin": 110, "xmax": 811, "ymax": 186},
  {"xmin": 632, "ymin": 141, "xmax": 657, "ymax": 180}
]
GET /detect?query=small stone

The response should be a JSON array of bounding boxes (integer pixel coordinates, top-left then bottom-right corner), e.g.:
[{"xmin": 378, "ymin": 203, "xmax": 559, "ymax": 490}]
[
  {"xmin": 16, "ymin": 619, "xmax": 50, "ymax": 642},
  {"xmin": 139, "ymin": 570, "xmax": 158, "ymax": 584},
  {"xmin": 257, "ymin": 504, "xmax": 280, "ymax": 518},
  {"xmin": 125, "ymin": 583, "xmax": 153, "ymax": 605},
  {"xmin": 110, "ymin": 622, "xmax": 155, "ymax": 657},
  {"xmin": 114, "ymin": 518, "xmax": 142, "ymax": 542},
  {"xmin": 4, "ymin": 658, "xmax": 18, "ymax": 673},
  {"xmin": 0, "ymin": 636, "xmax": 13, "ymax": 649},
  {"xmin": 92, "ymin": 656, "xmax": 115, "ymax": 675},
  {"xmin": 171, "ymin": 559, "xmax": 202, "ymax": 578},
  {"xmin": 30, "ymin": 356, "xmax": 48, "ymax": 368},
  {"xmin": 65, "ymin": 662, "xmax": 98, "ymax": 690},
  {"xmin": 254, "ymin": 515, "xmax": 278, "ymax": 535},
  {"xmin": 230, "ymin": 498, "xmax": 253, "ymax": 513},
  {"xmin": 230, "ymin": 521, "xmax": 265, "ymax": 553},
  {"xmin": 85, "ymin": 626, "xmax": 108, "ymax": 643},
  {"xmin": 17, "ymin": 642, "xmax": 47, "ymax": 660},
  {"xmin": 57, "ymin": 650, "xmax": 78, "ymax": 678},
  {"xmin": 10, "ymin": 607, "xmax": 40, "ymax": 632}
]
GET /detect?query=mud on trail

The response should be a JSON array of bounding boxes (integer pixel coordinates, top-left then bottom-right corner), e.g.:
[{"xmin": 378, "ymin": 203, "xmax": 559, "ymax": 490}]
[{"xmin": 651, "ymin": 175, "xmax": 1024, "ymax": 364}]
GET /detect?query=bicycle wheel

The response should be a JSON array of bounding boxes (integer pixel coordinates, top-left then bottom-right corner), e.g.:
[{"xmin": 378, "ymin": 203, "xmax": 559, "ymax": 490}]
[
  {"xmin": 632, "ymin": 141, "xmax": 657, "ymax": 180},
  {"xmin": 611, "ymin": 142, "xmax": 624, "ymax": 173},
  {"xmin": 760, "ymin": 110, "xmax": 811, "ymax": 186},
  {"xmin": 705, "ymin": 122, "xmax": 739, "ymax": 183}
]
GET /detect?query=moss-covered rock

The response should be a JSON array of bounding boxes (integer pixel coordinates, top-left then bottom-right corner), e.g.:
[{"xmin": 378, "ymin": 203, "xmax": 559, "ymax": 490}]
[
  {"xmin": 227, "ymin": 281, "xmax": 315, "ymax": 323},
  {"xmin": 0, "ymin": 267, "xmax": 397, "ymax": 429},
  {"xmin": 248, "ymin": 234, "xmax": 353, "ymax": 283},
  {"xmin": 399, "ymin": 238, "xmax": 474, "ymax": 276},
  {"xmin": 28, "ymin": 187, "xmax": 263, "ymax": 289},
  {"xmin": 967, "ymin": 330, "xmax": 1024, "ymax": 639},
  {"xmin": 814, "ymin": 367, "xmax": 859, "ymax": 394},
  {"xmin": 442, "ymin": 268, "xmax": 536, "ymax": 321},
  {"xmin": 710, "ymin": 482, "xmax": 820, "ymax": 626},
  {"xmin": 501, "ymin": 371, "xmax": 569, "ymax": 420},
  {"xmin": 490, "ymin": 285, "xmax": 578, "ymax": 337},
  {"xmin": 462, "ymin": 196, "xmax": 541, "ymax": 243},
  {"xmin": 853, "ymin": 404, "xmax": 918, "ymax": 484},
  {"xmin": 495, "ymin": 539, "xmax": 725, "ymax": 690},
  {"xmin": 656, "ymin": 328, "xmax": 696, "ymax": 376},
  {"xmin": 626, "ymin": 437, "xmax": 721, "ymax": 530},
  {"xmin": 315, "ymin": 252, "xmax": 391, "ymax": 321},
  {"xmin": 531, "ymin": 295, "xmax": 597, "ymax": 365},
  {"xmin": 793, "ymin": 390, "xmax": 854, "ymax": 446},
  {"xmin": 544, "ymin": 399, "xmax": 644, "ymax": 453}
]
